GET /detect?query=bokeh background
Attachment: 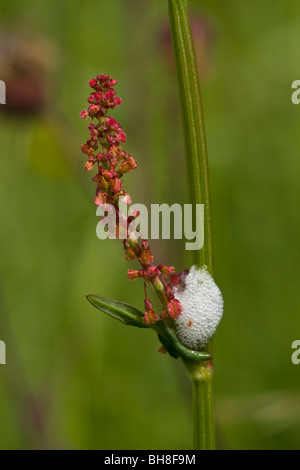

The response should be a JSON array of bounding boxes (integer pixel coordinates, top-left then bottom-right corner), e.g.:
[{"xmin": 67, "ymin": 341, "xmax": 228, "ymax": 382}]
[{"xmin": 0, "ymin": 0, "xmax": 299, "ymax": 450}]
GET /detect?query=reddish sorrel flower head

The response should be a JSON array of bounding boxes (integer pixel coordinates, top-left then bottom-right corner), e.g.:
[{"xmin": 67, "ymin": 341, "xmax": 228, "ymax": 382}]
[{"xmin": 80, "ymin": 75, "xmax": 182, "ymax": 326}]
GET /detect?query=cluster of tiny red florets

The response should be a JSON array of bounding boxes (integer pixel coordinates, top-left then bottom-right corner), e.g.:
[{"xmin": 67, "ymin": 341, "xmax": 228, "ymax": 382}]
[
  {"xmin": 80, "ymin": 75, "xmax": 183, "ymax": 326},
  {"xmin": 80, "ymin": 74, "xmax": 137, "ymax": 207},
  {"xmin": 126, "ymin": 239, "xmax": 183, "ymax": 323}
]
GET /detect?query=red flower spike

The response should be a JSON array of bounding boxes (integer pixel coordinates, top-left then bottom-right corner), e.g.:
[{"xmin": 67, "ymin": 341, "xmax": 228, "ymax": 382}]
[{"xmin": 81, "ymin": 75, "xmax": 182, "ymax": 334}]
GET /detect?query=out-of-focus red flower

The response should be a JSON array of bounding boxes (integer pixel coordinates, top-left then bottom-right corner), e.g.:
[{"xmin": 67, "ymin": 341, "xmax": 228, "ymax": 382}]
[
  {"xmin": 159, "ymin": 12, "xmax": 215, "ymax": 79},
  {"xmin": 0, "ymin": 32, "xmax": 56, "ymax": 114}
]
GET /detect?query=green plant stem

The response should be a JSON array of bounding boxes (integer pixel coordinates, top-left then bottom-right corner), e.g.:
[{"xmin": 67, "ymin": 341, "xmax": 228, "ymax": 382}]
[
  {"xmin": 184, "ymin": 360, "xmax": 215, "ymax": 450},
  {"xmin": 168, "ymin": 0, "xmax": 213, "ymax": 274},
  {"xmin": 168, "ymin": 0, "xmax": 216, "ymax": 450}
]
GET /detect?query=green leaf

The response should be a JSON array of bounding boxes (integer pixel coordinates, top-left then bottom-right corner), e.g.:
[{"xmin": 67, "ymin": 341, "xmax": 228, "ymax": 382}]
[
  {"xmin": 87, "ymin": 295, "xmax": 211, "ymax": 362},
  {"xmin": 157, "ymin": 333, "xmax": 180, "ymax": 359},
  {"xmin": 86, "ymin": 295, "xmax": 148, "ymax": 329},
  {"xmin": 154, "ymin": 320, "xmax": 211, "ymax": 362}
]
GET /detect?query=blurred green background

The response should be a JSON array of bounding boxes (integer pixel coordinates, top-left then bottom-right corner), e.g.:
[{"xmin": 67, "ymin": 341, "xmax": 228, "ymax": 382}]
[{"xmin": 0, "ymin": 0, "xmax": 300, "ymax": 450}]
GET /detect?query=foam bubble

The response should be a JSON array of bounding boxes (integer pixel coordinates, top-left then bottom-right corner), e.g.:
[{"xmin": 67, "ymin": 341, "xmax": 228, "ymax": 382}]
[{"xmin": 174, "ymin": 266, "xmax": 223, "ymax": 350}]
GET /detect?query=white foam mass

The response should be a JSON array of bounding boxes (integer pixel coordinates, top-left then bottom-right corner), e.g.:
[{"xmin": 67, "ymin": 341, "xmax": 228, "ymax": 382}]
[{"xmin": 174, "ymin": 266, "xmax": 223, "ymax": 350}]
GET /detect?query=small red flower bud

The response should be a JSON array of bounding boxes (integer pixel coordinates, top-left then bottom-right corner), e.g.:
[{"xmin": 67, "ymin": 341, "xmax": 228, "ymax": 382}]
[
  {"xmin": 142, "ymin": 240, "xmax": 149, "ymax": 250},
  {"xmin": 144, "ymin": 310, "xmax": 158, "ymax": 326},
  {"xmin": 160, "ymin": 310, "xmax": 168, "ymax": 321},
  {"xmin": 80, "ymin": 110, "xmax": 89, "ymax": 119},
  {"xmin": 97, "ymin": 74, "xmax": 108, "ymax": 82},
  {"xmin": 94, "ymin": 192, "xmax": 107, "ymax": 206},
  {"xmin": 81, "ymin": 144, "xmax": 90, "ymax": 155},
  {"xmin": 114, "ymin": 97, "xmax": 122, "ymax": 106},
  {"xmin": 169, "ymin": 274, "xmax": 181, "ymax": 286},
  {"xmin": 147, "ymin": 266, "xmax": 158, "ymax": 279},
  {"xmin": 130, "ymin": 209, "xmax": 140, "ymax": 218},
  {"xmin": 102, "ymin": 170, "xmax": 113, "ymax": 181},
  {"xmin": 144, "ymin": 298, "xmax": 153, "ymax": 311},
  {"xmin": 165, "ymin": 286, "xmax": 174, "ymax": 301},
  {"xmin": 169, "ymin": 269, "xmax": 189, "ymax": 289},
  {"xmin": 89, "ymin": 104, "xmax": 101, "ymax": 115},
  {"xmin": 127, "ymin": 156, "xmax": 137, "ymax": 169},
  {"xmin": 89, "ymin": 78, "xmax": 98, "ymax": 89},
  {"xmin": 124, "ymin": 246, "xmax": 136, "ymax": 261},
  {"xmin": 158, "ymin": 265, "xmax": 175, "ymax": 278},
  {"xmin": 85, "ymin": 162, "xmax": 94, "ymax": 171},
  {"xmin": 167, "ymin": 299, "xmax": 182, "ymax": 318},
  {"xmin": 88, "ymin": 94, "xmax": 97, "ymax": 104},
  {"xmin": 95, "ymin": 152, "xmax": 104, "ymax": 161},
  {"xmin": 111, "ymin": 177, "xmax": 122, "ymax": 193},
  {"xmin": 118, "ymin": 130, "xmax": 126, "ymax": 143},
  {"xmin": 127, "ymin": 270, "xmax": 140, "ymax": 280},
  {"xmin": 139, "ymin": 270, "xmax": 148, "ymax": 279},
  {"xmin": 89, "ymin": 128, "xmax": 98, "ymax": 137},
  {"xmin": 118, "ymin": 163, "xmax": 129, "ymax": 175},
  {"xmin": 139, "ymin": 249, "xmax": 153, "ymax": 266}
]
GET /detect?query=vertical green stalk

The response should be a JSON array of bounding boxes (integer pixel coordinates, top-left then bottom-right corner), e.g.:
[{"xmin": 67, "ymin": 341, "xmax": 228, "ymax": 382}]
[
  {"xmin": 184, "ymin": 359, "xmax": 215, "ymax": 450},
  {"xmin": 168, "ymin": 0, "xmax": 216, "ymax": 450},
  {"xmin": 168, "ymin": 0, "xmax": 213, "ymax": 274}
]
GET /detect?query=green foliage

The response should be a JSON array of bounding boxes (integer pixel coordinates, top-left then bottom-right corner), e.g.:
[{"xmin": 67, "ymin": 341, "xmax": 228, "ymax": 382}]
[
  {"xmin": 87, "ymin": 295, "xmax": 148, "ymax": 329},
  {"xmin": 86, "ymin": 295, "xmax": 211, "ymax": 362}
]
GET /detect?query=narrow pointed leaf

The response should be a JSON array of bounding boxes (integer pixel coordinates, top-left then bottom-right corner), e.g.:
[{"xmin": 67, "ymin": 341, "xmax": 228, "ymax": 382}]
[
  {"xmin": 86, "ymin": 295, "xmax": 148, "ymax": 328},
  {"xmin": 154, "ymin": 320, "xmax": 212, "ymax": 362},
  {"xmin": 157, "ymin": 333, "xmax": 180, "ymax": 359},
  {"xmin": 87, "ymin": 295, "xmax": 211, "ymax": 361}
]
